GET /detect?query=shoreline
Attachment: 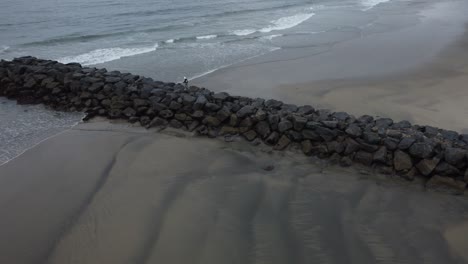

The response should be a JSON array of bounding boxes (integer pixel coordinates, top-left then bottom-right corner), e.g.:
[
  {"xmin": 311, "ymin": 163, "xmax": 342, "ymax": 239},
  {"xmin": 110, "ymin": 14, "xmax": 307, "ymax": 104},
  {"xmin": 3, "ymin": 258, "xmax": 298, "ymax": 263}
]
[{"xmin": 193, "ymin": 0, "xmax": 468, "ymax": 132}]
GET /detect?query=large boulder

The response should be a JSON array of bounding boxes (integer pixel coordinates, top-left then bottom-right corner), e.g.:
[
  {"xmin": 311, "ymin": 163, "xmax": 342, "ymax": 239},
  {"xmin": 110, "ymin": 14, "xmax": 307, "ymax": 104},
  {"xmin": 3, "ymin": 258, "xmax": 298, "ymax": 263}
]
[
  {"xmin": 278, "ymin": 120, "xmax": 293, "ymax": 133},
  {"xmin": 394, "ymin": 150, "xmax": 413, "ymax": 171},
  {"xmin": 408, "ymin": 142, "xmax": 433, "ymax": 159},
  {"xmin": 345, "ymin": 124, "xmax": 362, "ymax": 137},
  {"xmin": 236, "ymin": 105, "xmax": 255, "ymax": 118},
  {"xmin": 426, "ymin": 175, "xmax": 466, "ymax": 194},
  {"xmin": 416, "ymin": 158, "xmax": 440, "ymax": 176},
  {"xmin": 255, "ymin": 121, "xmax": 271, "ymax": 139},
  {"xmin": 444, "ymin": 147, "xmax": 466, "ymax": 165}
]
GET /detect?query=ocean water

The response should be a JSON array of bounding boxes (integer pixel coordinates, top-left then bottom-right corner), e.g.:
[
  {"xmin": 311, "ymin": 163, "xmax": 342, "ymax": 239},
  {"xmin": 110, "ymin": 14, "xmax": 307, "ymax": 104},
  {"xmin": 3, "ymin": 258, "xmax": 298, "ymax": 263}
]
[
  {"xmin": 0, "ymin": 0, "xmax": 393, "ymax": 82},
  {"xmin": 0, "ymin": 0, "xmax": 398, "ymax": 165}
]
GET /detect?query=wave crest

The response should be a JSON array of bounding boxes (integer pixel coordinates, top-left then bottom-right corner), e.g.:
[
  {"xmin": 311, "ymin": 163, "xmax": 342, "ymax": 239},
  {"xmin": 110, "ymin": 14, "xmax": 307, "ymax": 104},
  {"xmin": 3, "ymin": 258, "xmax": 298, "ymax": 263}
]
[{"xmin": 58, "ymin": 44, "xmax": 158, "ymax": 65}]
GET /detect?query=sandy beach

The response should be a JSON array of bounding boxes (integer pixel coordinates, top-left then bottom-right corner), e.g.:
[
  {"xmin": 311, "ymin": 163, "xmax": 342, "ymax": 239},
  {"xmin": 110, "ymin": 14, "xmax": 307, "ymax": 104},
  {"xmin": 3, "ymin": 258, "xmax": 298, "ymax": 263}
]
[
  {"xmin": 2, "ymin": 0, "xmax": 468, "ymax": 263},
  {"xmin": 0, "ymin": 120, "xmax": 467, "ymax": 264},
  {"xmin": 194, "ymin": 0, "xmax": 468, "ymax": 132}
]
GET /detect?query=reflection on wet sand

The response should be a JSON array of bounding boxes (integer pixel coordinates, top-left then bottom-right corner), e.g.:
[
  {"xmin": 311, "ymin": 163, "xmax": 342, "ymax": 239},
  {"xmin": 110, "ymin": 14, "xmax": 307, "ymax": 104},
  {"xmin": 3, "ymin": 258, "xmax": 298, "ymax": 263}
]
[{"xmin": 0, "ymin": 122, "xmax": 467, "ymax": 264}]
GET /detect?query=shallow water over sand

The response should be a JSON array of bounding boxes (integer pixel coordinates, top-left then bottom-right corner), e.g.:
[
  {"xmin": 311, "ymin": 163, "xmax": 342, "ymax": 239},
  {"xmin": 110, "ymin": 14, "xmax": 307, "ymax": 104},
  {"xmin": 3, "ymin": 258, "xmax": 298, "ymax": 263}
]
[{"xmin": 0, "ymin": 121, "xmax": 467, "ymax": 264}]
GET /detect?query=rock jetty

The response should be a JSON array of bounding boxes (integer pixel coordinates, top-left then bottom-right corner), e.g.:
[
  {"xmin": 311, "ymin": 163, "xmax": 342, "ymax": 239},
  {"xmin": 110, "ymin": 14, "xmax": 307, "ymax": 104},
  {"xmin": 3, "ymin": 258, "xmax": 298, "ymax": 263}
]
[{"xmin": 1, "ymin": 56, "xmax": 468, "ymax": 194}]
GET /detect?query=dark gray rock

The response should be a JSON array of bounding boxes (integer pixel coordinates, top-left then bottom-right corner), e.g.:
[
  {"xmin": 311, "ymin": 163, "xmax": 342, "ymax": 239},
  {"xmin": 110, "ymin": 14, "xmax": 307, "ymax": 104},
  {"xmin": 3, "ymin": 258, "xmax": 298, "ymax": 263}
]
[
  {"xmin": 357, "ymin": 115, "xmax": 374, "ymax": 124},
  {"xmin": 344, "ymin": 138, "xmax": 360, "ymax": 155},
  {"xmin": 265, "ymin": 132, "xmax": 280, "ymax": 145},
  {"xmin": 340, "ymin": 156, "xmax": 353, "ymax": 167},
  {"xmin": 333, "ymin": 112, "xmax": 350, "ymax": 122},
  {"xmin": 203, "ymin": 116, "xmax": 221, "ymax": 127},
  {"xmin": 169, "ymin": 101, "xmax": 182, "ymax": 110},
  {"xmin": 243, "ymin": 130, "xmax": 257, "ymax": 141},
  {"xmin": 409, "ymin": 142, "xmax": 433, "ymax": 159},
  {"xmin": 274, "ymin": 135, "xmax": 291, "ymax": 150},
  {"xmin": 265, "ymin": 99, "xmax": 283, "ymax": 109},
  {"xmin": 204, "ymin": 102, "xmax": 221, "ymax": 112},
  {"xmin": 139, "ymin": 116, "xmax": 151, "ymax": 126},
  {"xmin": 373, "ymin": 146, "xmax": 387, "ymax": 163},
  {"xmin": 444, "ymin": 147, "xmax": 466, "ymax": 165},
  {"xmin": 182, "ymin": 94, "xmax": 196, "ymax": 104},
  {"xmin": 169, "ymin": 119, "xmax": 183, "ymax": 128},
  {"xmin": 239, "ymin": 117, "xmax": 254, "ymax": 128},
  {"xmin": 315, "ymin": 126, "xmax": 338, "ymax": 142},
  {"xmin": 133, "ymin": 98, "xmax": 149, "ymax": 108},
  {"xmin": 190, "ymin": 110, "xmax": 203, "ymax": 119},
  {"xmin": 461, "ymin": 134, "xmax": 468, "ymax": 144},
  {"xmin": 426, "ymin": 175, "xmax": 466, "ymax": 194},
  {"xmin": 229, "ymin": 114, "xmax": 238, "ymax": 127},
  {"xmin": 394, "ymin": 150, "xmax": 413, "ymax": 171},
  {"xmin": 375, "ymin": 117, "xmax": 393, "ymax": 128},
  {"xmin": 216, "ymin": 107, "xmax": 231, "ymax": 122},
  {"xmin": 384, "ymin": 138, "xmax": 399, "ymax": 150},
  {"xmin": 292, "ymin": 115, "xmax": 307, "ymax": 131},
  {"xmin": 302, "ymin": 129, "xmax": 320, "ymax": 141},
  {"xmin": 297, "ymin": 105, "xmax": 315, "ymax": 115},
  {"xmin": 435, "ymin": 162, "xmax": 461, "ymax": 176},
  {"xmin": 255, "ymin": 121, "xmax": 271, "ymax": 139},
  {"xmin": 398, "ymin": 137, "xmax": 416, "ymax": 150},
  {"xmin": 386, "ymin": 130, "xmax": 403, "ymax": 139},
  {"xmin": 174, "ymin": 113, "xmax": 187, "ymax": 121},
  {"xmin": 416, "ymin": 158, "xmax": 440, "ymax": 176},
  {"xmin": 122, "ymin": 107, "xmax": 136, "ymax": 118},
  {"xmin": 268, "ymin": 114, "xmax": 280, "ymax": 130},
  {"xmin": 219, "ymin": 126, "xmax": 239, "ymax": 135},
  {"xmin": 237, "ymin": 105, "xmax": 255, "ymax": 118},
  {"xmin": 392, "ymin": 120, "xmax": 411, "ymax": 129},
  {"xmin": 322, "ymin": 120, "xmax": 338, "ymax": 129},
  {"xmin": 363, "ymin": 131, "xmax": 380, "ymax": 144},
  {"xmin": 254, "ymin": 109, "xmax": 267, "ymax": 121},
  {"xmin": 326, "ymin": 141, "xmax": 344, "ymax": 154},
  {"xmin": 355, "ymin": 151, "xmax": 373, "ymax": 166},
  {"xmin": 302, "ymin": 140, "xmax": 313, "ymax": 155},
  {"xmin": 345, "ymin": 124, "xmax": 362, "ymax": 137},
  {"xmin": 212, "ymin": 92, "xmax": 229, "ymax": 101},
  {"xmin": 287, "ymin": 130, "xmax": 303, "ymax": 142},
  {"xmin": 193, "ymin": 95, "xmax": 207, "ymax": 110},
  {"xmin": 278, "ymin": 120, "xmax": 293, "ymax": 133},
  {"xmin": 441, "ymin": 130, "xmax": 459, "ymax": 141},
  {"xmin": 159, "ymin": 109, "xmax": 174, "ymax": 119}
]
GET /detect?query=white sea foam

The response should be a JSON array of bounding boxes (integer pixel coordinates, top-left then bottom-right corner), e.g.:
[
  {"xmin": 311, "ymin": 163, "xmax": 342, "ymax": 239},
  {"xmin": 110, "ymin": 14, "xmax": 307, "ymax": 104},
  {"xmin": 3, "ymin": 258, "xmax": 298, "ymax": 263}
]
[
  {"xmin": 196, "ymin": 35, "xmax": 217, "ymax": 40},
  {"xmin": 259, "ymin": 13, "xmax": 315, "ymax": 33},
  {"xmin": 232, "ymin": 29, "xmax": 256, "ymax": 36},
  {"xmin": 189, "ymin": 47, "xmax": 280, "ymax": 80},
  {"xmin": 262, "ymin": 34, "xmax": 283, "ymax": 41},
  {"xmin": 361, "ymin": 0, "xmax": 391, "ymax": 10},
  {"xmin": 0, "ymin": 46, "xmax": 9, "ymax": 53},
  {"xmin": 165, "ymin": 39, "xmax": 175, "ymax": 44},
  {"xmin": 58, "ymin": 43, "xmax": 158, "ymax": 65}
]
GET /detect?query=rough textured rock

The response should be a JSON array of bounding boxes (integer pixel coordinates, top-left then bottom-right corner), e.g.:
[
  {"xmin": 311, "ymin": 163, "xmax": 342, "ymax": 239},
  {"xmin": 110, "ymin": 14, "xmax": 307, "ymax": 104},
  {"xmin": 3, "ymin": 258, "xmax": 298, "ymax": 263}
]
[
  {"xmin": 255, "ymin": 121, "xmax": 271, "ymax": 139},
  {"xmin": 426, "ymin": 175, "xmax": 466, "ymax": 194},
  {"xmin": 355, "ymin": 151, "xmax": 373, "ymax": 166},
  {"xmin": 416, "ymin": 158, "xmax": 440, "ymax": 176},
  {"xmin": 394, "ymin": 150, "xmax": 413, "ymax": 171},
  {"xmin": 345, "ymin": 124, "xmax": 362, "ymax": 137},
  {"xmin": 444, "ymin": 147, "xmax": 466, "ymax": 165},
  {"xmin": 274, "ymin": 135, "xmax": 291, "ymax": 150},
  {"xmin": 278, "ymin": 120, "xmax": 293, "ymax": 133},
  {"xmin": 409, "ymin": 143, "xmax": 433, "ymax": 159}
]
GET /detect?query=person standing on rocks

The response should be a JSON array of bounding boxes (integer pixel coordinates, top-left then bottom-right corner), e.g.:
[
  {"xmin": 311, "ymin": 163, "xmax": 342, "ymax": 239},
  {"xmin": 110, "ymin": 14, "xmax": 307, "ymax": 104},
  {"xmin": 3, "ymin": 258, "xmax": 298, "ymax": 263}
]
[{"xmin": 183, "ymin": 77, "xmax": 188, "ymax": 88}]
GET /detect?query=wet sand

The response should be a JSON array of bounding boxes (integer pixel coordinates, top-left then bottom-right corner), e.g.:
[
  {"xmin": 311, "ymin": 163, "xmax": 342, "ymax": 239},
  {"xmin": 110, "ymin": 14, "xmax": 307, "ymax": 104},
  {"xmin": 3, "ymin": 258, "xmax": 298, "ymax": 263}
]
[
  {"xmin": 194, "ymin": 0, "xmax": 468, "ymax": 132},
  {"xmin": 0, "ymin": 121, "xmax": 467, "ymax": 264}
]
